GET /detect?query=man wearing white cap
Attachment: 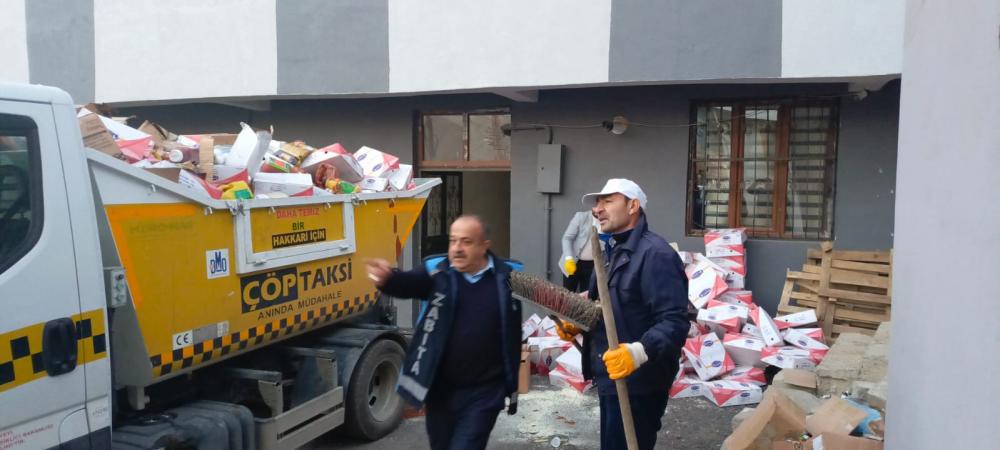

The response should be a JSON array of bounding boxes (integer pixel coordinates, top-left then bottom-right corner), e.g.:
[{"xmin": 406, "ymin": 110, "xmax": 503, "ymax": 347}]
[{"xmin": 556, "ymin": 178, "xmax": 689, "ymax": 450}]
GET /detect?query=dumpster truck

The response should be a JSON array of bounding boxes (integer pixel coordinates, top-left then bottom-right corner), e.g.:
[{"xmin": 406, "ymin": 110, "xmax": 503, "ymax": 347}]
[{"xmin": 0, "ymin": 83, "xmax": 439, "ymax": 449}]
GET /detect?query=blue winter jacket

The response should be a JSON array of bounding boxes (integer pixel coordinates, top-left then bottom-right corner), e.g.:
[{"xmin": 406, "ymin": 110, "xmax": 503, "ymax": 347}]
[
  {"xmin": 583, "ymin": 213, "xmax": 690, "ymax": 396},
  {"xmin": 377, "ymin": 252, "xmax": 523, "ymax": 412}
]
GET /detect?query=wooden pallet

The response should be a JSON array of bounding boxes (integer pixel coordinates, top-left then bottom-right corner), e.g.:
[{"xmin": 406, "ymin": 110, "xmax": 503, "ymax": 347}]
[{"xmin": 778, "ymin": 241, "xmax": 892, "ymax": 340}]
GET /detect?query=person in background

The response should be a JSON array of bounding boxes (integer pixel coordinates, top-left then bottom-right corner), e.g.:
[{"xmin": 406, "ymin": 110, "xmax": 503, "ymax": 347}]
[{"xmin": 560, "ymin": 210, "xmax": 596, "ymax": 292}]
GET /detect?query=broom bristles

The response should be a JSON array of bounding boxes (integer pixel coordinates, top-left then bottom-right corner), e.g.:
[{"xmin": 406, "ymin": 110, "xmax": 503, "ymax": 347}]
[{"xmin": 509, "ymin": 271, "xmax": 601, "ymax": 330}]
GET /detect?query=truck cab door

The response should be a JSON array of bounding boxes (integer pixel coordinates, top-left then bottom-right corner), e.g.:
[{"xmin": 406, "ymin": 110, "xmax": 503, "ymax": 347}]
[{"xmin": 0, "ymin": 100, "xmax": 97, "ymax": 448}]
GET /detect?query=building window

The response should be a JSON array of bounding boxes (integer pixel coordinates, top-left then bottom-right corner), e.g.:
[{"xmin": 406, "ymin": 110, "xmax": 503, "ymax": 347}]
[
  {"xmin": 420, "ymin": 111, "xmax": 510, "ymax": 169},
  {"xmin": 687, "ymin": 99, "xmax": 838, "ymax": 240}
]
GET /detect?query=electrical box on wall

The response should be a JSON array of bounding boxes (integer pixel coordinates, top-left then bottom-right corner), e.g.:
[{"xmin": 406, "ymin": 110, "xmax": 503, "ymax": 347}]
[{"xmin": 537, "ymin": 144, "xmax": 563, "ymax": 193}]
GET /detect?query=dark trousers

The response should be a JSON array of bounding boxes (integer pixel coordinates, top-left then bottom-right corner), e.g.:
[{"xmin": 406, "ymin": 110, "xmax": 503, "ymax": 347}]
[
  {"xmin": 599, "ymin": 393, "xmax": 669, "ymax": 450},
  {"xmin": 563, "ymin": 259, "xmax": 595, "ymax": 292},
  {"xmin": 425, "ymin": 380, "xmax": 506, "ymax": 450}
]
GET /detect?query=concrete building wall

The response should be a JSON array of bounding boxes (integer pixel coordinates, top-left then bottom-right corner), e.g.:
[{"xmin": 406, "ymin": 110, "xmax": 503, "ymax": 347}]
[
  {"xmin": 1, "ymin": 0, "xmax": 905, "ymax": 104},
  {"xmin": 510, "ymin": 82, "xmax": 900, "ymax": 313},
  {"xmin": 887, "ymin": 1, "xmax": 999, "ymax": 448}
]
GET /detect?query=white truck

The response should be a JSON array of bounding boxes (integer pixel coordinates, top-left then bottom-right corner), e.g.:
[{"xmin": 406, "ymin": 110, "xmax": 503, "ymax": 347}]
[{"xmin": 0, "ymin": 83, "xmax": 437, "ymax": 449}]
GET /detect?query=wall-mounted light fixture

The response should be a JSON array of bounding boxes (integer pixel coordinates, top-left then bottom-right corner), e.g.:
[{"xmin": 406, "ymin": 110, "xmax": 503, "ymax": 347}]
[{"xmin": 602, "ymin": 116, "xmax": 629, "ymax": 135}]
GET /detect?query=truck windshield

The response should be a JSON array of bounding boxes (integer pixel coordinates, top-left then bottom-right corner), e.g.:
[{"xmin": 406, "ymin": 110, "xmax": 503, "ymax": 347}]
[{"xmin": 0, "ymin": 113, "xmax": 41, "ymax": 273}]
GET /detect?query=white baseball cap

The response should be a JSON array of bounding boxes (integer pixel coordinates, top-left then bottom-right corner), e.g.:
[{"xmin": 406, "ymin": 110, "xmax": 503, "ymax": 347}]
[{"xmin": 582, "ymin": 178, "xmax": 647, "ymax": 209}]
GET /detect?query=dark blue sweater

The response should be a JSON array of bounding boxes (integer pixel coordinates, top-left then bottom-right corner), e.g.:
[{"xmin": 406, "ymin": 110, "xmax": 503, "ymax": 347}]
[{"xmin": 436, "ymin": 270, "xmax": 504, "ymax": 387}]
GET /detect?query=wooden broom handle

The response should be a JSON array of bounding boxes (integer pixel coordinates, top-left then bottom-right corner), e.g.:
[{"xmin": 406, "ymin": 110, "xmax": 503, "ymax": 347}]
[{"xmin": 590, "ymin": 230, "xmax": 639, "ymax": 450}]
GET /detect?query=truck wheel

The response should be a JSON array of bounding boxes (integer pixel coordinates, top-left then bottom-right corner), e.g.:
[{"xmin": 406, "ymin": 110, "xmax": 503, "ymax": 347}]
[{"xmin": 344, "ymin": 339, "xmax": 405, "ymax": 441}]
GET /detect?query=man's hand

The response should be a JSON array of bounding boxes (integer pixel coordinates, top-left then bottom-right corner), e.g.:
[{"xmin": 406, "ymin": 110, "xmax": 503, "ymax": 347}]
[
  {"xmin": 602, "ymin": 343, "xmax": 649, "ymax": 380},
  {"xmin": 555, "ymin": 320, "xmax": 580, "ymax": 342},
  {"xmin": 365, "ymin": 259, "xmax": 394, "ymax": 287}
]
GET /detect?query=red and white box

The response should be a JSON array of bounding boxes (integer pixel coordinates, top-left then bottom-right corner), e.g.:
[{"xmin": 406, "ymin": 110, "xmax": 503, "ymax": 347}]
[
  {"xmin": 677, "ymin": 251, "xmax": 694, "ymax": 265},
  {"xmin": 698, "ymin": 302, "xmax": 748, "ymax": 337},
  {"xmin": 722, "ymin": 333, "xmax": 767, "ymax": 367},
  {"xmin": 703, "ymin": 380, "xmax": 763, "ymax": 407},
  {"xmin": 300, "ymin": 143, "xmax": 349, "ymax": 173},
  {"xmin": 720, "ymin": 290, "xmax": 754, "ymax": 307},
  {"xmin": 527, "ymin": 336, "xmax": 569, "ymax": 375},
  {"xmin": 354, "ymin": 146, "xmax": 400, "ymax": 177},
  {"xmin": 682, "ymin": 334, "xmax": 735, "ymax": 381},
  {"xmin": 774, "ymin": 309, "xmax": 819, "ymax": 329},
  {"xmin": 555, "ymin": 346, "xmax": 584, "ymax": 377},
  {"xmin": 782, "ymin": 327, "xmax": 829, "ymax": 351},
  {"xmin": 793, "ymin": 327, "xmax": 825, "ymax": 343},
  {"xmin": 748, "ymin": 304, "xmax": 784, "ymax": 347},
  {"xmin": 710, "ymin": 255, "xmax": 747, "ymax": 277},
  {"xmin": 685, "ymin": 261, "xmax": 729, "ymax": 309},
  {"xmin": 522, "ymin": 314, "xmax": 543, "ymax": 340},
  {"xmin": 252, "ymin": 172, "xmax": 314, "ymax": 197},
  {"xmin": 359, "ymin": 176, "xmax": 390, "ymax": 192},
  {"xmin": 537, "ymin": 316, "xmax": 558, "ymax": 337},
  {"xmin": 707, "ymin": 299, "xmax": 750, "ymax": 320},
  {"xmin": 704, "ymin": 228, "xmax": 747, "ymax": 258},
  {"xmin": 741, "ymin": 323, "xmax": 763, "ymax": 339},
  {"xmin": 669, "ymin": 375, "xmax": 706, "ymax": 399},
  {"xmin": 760, "ymin": 346, "xmax": 822, "ymax": 370},
  {"xmin": 548, "ymin": 366, "xmax": 590, "ymax": 393},
  {"xmin": 387, "ymin": 164, "xmax": 414, "ymax": 191},
  {"xmin": 723, "ymin": 366, "xmax": 767, "ymax": 386},
  {"xmin": 724, "ymin": 273, "xmax": 746, "ymax": 290}
]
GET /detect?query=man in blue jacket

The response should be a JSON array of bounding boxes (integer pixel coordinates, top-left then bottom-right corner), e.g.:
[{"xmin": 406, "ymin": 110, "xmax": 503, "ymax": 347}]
[
  {"xmin": 558, "ymin": 179, "xmax": 689, "ymax": 450},
  {"xmin": 366, "ymin": 215, "xmax": 522, "ymax": 450}
]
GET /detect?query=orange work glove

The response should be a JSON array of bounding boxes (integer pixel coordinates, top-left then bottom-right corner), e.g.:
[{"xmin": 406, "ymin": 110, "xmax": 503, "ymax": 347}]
[
  {"xmin": 555, "ymin": 321, "xmax": 580, "ymax": 342},
  {"xmin": 602, "ymin": 342, "xmax": 649, "ymax": 380}
]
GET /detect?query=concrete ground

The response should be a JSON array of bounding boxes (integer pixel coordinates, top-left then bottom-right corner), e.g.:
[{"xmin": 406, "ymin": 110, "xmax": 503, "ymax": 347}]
[{"xmin": 308, "ymin": 376, "xmax": 738, "ymax": 449}]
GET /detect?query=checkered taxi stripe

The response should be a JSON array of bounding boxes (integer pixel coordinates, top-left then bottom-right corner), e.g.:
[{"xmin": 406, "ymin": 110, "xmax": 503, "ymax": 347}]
[
  {"xmin": 149, "ymin": 293, "xmax": 375, "ymax": 377},
  {"xmin": 0, "ymin": 309, "xmax": 108, "ymax": 393}
]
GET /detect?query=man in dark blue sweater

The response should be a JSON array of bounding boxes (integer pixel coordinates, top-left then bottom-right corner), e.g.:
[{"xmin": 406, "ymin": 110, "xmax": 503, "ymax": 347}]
[
  {"xmin": 557, "ymin": 179, "xmax": 689, "ymax": 450},
  {"xmin": 366, "ymin": 215, "xmax": 522, "ymax": 450}
]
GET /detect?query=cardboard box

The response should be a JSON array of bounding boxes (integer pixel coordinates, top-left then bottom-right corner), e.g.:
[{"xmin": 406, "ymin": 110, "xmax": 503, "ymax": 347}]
[
  {"xmin": 548, "ymin": 366, "xmax": 590, "ymax": 393},
  {"xmin": 775, "ymin": 310, "xmax": 819, "ymax": 329},
  {"xmin": 742, "ymin": 323, "xmax": 763, "ymax": 339},
  {"xmin": 387, "ymin": 164, "xmax": 414, "ymax": 191},
  {"xmin": 806, "ymin": 397, "xmax": 869, "ymax": 437},
  {"xmin": 354, "ymin": 146, "xmax": 400, "ymax": 177},
  {"xmin": 686, "ymin": 261, "xmax": 729, "ymax": 309},
  {"xmin": 720, "ymin": 290, "xmax": 754, "ymax": 307},
  {"xmin": 518, "ymin": 349, "xmax": 530, "ymax": 394},
  {"xmin": 708, "ymin": 299, "xmax": 750, "ymax": 320},
  {"xmin": 554, "ymin": 346, "xmax": 583, "ymax": 376},
  {"xmin": 252, "ymin": 172, "xmax": 314, "ymax": 197},
  {"xmin": 196, "ymin": 133, "xmax": 236, "ymax": 176},
  {"xmin": 725, "ymin": 273, "xmax": 746, "ymax": 289},
  {"xmin": 522, "ymin": 314, "xmax": 543, "ymax": 340},
  {"xmin": 527, "ymin": 336, "xmax": 569, "ymax": 375},
  {"xmin": 669, "ymin": 375, "xmax": 706, "ymax": 399},
  {"xmin": 795, "ymin": 328, "xmax": 825, "ymax": 343},
  {"xmin": 78, "ymin": 113, "xmax": 122, "ymax": 157},
  {"xmin": 723, "ymin": 334, "xmax": 767, "ymax": 368},
  {"xmin": 703, "ymin": 380, "xmax": 763, "ymax": 407},
  {"xmin": 749, "ymin": 305, "xmax": 784, "ymax": 346},
  {"xmin": 704, "ymin": 228, "xmax": 748, "ymax": 247},
  {"xmin": 682, "ymin": 334, "xmax": 735, "ymax": 381},
  {"xmin": 698, "ymin": 306, "xmax": 744, "ymax": 337},
  {"xmin": 710, "ymin": 255, "xmax": 747, "ymax": 277},
  {"xmin": 537, "ymin": 316, "xmax": 558, "ymax": 337},
  {"xmin": 722, "ymin": 389, "xmax": 808, "ymax": 450},
  {"xmin": 810, "ymin": 434, "xmax": 884, "ymax": 450},
  {"xmin": 677, "ymin": 251, "xmax": 694, "ymax": 265},
  {"xmin": 360, "ymin": 176, "xmax": 389, "ymax": 192},
  {"xmin": 301, "ymin": 144, "xmax": 349, "ymax": 174},
  {"xmin": 323, "ymin": 153, "xmax": 365, "ymax": 183},
  {"xmin": 783, "ymin": 327, "xmax": 830, "ymax": 352},
  {"xmin": 778, "ymin": 369, "xmax": 818, "ymax": 393},
  {"xmin": 761, "ymin": 346, "xmax": 818, "ymax": 370},
  {"xmin": 723, "ymin": 365, "xmax": 767, "ymax": 386}
]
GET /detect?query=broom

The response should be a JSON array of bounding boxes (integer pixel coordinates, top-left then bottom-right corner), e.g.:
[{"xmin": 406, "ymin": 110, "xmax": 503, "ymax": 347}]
[{"xmin": 508, "ymin": 271, "xmax": 602, "ymax": 332}]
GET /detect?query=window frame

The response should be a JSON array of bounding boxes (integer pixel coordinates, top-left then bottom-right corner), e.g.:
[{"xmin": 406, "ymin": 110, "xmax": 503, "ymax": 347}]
[
  {"xmin": 0, "ymin": 114, "xmax": 45, "ymax": 275},
  {"xmin": 417, "ymin": 109, "xmax": 512, "ymax": 170},
  {"xmin": 685, "ymin": 97, "xmax": 839, "ymax": 240}
]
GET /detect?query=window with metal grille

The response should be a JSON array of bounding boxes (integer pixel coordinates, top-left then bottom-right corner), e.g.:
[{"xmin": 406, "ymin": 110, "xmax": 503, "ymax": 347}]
[{"xmin": 687, "ymin": 99, "xmax": 838, "ymax": 240}]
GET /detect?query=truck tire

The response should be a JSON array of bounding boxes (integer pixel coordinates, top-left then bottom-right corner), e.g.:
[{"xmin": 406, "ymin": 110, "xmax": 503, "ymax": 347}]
[{"xmin": 343, "ymin": 339, "xmax": 405, "ymax": 440}]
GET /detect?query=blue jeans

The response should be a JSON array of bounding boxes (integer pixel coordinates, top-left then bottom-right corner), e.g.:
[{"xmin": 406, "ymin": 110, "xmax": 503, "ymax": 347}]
[{"xmin": 599, "ymin": 392, "xmax": 670, "ymax": 450}]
